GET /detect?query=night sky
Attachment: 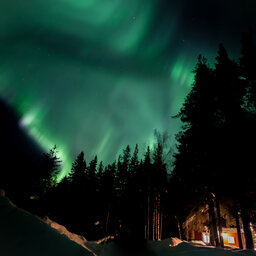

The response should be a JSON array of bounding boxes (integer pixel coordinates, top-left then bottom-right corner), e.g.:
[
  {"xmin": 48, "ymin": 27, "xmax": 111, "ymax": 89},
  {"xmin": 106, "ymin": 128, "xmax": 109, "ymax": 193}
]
[{"xmin": 0, "ymin": 0, "xmax": 255, "ymax": 177}]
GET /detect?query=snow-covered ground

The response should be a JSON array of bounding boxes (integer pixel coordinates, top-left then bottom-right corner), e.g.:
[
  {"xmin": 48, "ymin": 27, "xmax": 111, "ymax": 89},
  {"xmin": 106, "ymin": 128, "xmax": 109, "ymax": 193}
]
[
  {"xmin": 0, "ymin": 196, "xmax": 93, "ymax": 256},
  {"xmin": 97, "ymin": 239, "xmax": 256, "ymax": 256},
  {"xmin": 1, "ymin": 195, "xmax": 256, "ymax": 256}
]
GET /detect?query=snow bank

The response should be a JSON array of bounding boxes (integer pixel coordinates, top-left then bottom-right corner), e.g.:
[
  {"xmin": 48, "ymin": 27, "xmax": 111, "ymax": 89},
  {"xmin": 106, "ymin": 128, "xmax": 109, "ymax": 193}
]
[
  {"xmin": 0, "ymin": 196, "xmax": 94, "ymax": 256},
  {"xmin": 99, "ymin": 238, "xmax": 253, "ymax": 256},
  {"xmin": 169, "ymin": 237, "xmax": 183, "ymax": 247},
  {"xmin": 85, "ymin": 241, "xmax": 104, "ymax": 256},
  {"xmin": 43, "ymin": 217, "xmax": 104, "ymax": 256},
  {"xmin": 43, "ymin": 217, "xmax": 87, "ymax": 246}
]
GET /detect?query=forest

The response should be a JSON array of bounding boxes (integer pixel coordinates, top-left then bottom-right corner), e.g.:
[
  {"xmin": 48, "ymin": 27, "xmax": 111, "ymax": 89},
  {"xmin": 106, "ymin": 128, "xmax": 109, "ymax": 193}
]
[{"xmin": 1, "ymin": 32, "xmax": 256, "ymax": 250}]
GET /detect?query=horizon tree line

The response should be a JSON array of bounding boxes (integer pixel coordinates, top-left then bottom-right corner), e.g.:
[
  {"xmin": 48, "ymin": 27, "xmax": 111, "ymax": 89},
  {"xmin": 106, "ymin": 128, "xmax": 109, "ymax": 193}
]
[{"xmin": 29, "ymin": 131, "xmax": 171, "ymax": 242}]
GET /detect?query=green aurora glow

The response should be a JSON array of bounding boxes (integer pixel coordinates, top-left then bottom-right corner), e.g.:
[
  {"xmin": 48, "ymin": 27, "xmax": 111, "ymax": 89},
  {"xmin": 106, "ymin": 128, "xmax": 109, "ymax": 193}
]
[{"xmin": 0, "ymin": 0, "xmax": 254, "ymax": 178}]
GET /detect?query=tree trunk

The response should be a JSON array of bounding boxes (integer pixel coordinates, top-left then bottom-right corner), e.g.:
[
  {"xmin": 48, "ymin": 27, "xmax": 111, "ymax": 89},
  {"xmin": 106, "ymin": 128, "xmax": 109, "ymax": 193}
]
[
  {"xmin": 160, "ymin": 212, "xmax": 163, "ymax": 240},
  {"xmin": 234, "ymin": 208, "xmax": 243, "ymax": 249},
  {"xmin": 155, "ymin": 195, "xmax": 158, "ymax": 240},
  {"xmin": 147, "ymin": 194, "xmax": 150, "ymax": 240},
  {"xmin": 145, "ymin": 224, "xmax": 147, "ymax": 240},
  {"xmin": 241, "ymin": 203, "xmax": 254, "ymax": 249},
  {"xmin": 175, "ymin": 216, "xmax": 182, "ymax": 240},
  {"xmin": 157, "ymin": 193, "xmax": 160, "ymax": 240},
  {"xmin": 153, "ymin": 199, "xmax": 155, "ymax": 240},
  {"xmin": 215, "ymin": 195, "xmax": 224, "ymax": 247},
  {"xmin": 105, "ymin": 205, "xmax": 110, "ymax": 243},
  {"xmin": 208, "ymin": 192, "xmax": 219, "ymax": 247}
]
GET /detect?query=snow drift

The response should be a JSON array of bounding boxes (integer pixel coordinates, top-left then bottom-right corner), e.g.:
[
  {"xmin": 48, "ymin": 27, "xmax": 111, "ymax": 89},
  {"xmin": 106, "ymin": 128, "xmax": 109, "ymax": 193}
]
[
  {"xmin": 99, "ymin": 239, "xmax": 255, "ymax": 256},
  {"xmin": 43, "ymin": 217, "xmax": 88, "ymax": 248},
  {"xmin": 0, "ymin": 196, "xmax": 94, "ymax": 256}
]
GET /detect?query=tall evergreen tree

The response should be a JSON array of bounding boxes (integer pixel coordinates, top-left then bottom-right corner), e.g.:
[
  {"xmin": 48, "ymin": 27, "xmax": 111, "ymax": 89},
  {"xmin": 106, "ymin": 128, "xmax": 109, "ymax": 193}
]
[
  {"xmin": 172, "ymin": 54, "xmax": 215, "ymax": 193},
  {"xmin": 116, "ymin": 145, "xmax": 131, "ymax": 195},
  {"xmin": 39, "ymin": 145, "xmax": 61, "ymax": 194},
  {"xmin": 129, "ymin": 144, "xmax": 139, "ymax": 176},
  {"xmin": 88, "ymin": 155, "xmax": 98, "ymax": 192},
  {"xmin": 97, "ymin": 161, "xmax": 104, "ymax": 182},
  {"xmin": 143, "ymin": 146, "xmax": 152, "ymax": 240},
  {"xmin": 69, "ymin": 151, "xmax": 87, "ymax": 184},
  {"xmin": 35, "ymin": 145, "xmax": 62, "ymax": 217},
  {"xmin": 87, "ymin": 155, "xmax": 98, "ymax": 238},
  {"xmin": 151, "ymin": 133, "xmax": 168, "ymax": 241},
  {"xmin": 172, "ymin": 54, "xmax": 223, "ymax": 246},
  {"xmin": 102, "ymin": 161, "xmax": 116, "ymax": 237},
  {"xmin": 68, "ymin": 151, "xmax": 88, "ymax": 235},
  {"xmin": 238, "ymin": 33, "xmax": 256, "ymax": 249},
  {"xmin": 172, "ymin": 43, "xmax": 256, "ymax": 248}
]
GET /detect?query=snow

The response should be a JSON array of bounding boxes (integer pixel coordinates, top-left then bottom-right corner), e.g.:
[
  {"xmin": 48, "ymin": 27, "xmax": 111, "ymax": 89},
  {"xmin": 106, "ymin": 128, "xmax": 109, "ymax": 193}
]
[
  {"xmin": 1, "ymin": 195, "xmax": 255, "ymax": 256},
  {"xmin": 0, "ymin": 196, "xmax": 93, "ymax": 256},
  {"xmin": 43, "ymin": 217, "xmax": 111, "ymax": 255},
  {"xmin": 98, "ymin": 239, "xmax": 256, "ymax": 256},
  {"xmin": 43, "ymin": 217, "xmax": 89, "ymax": 249}
]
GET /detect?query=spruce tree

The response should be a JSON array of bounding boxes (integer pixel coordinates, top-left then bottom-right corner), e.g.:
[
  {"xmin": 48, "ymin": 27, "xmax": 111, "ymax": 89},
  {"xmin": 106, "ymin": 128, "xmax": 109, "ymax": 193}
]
[
  {"xmin": 39, "ymin": 145, "xmax": 61, "ymax": 194},
  {"xmin": 172, "ymin": 54, "xmax": 221, "ymax": 246},
  {"xmin": 238, "ymin": 33, "xmax": 256, "ymax": 249},
  {"xmin": 68, "ymin": 151, "xmax": 88, "ymax": 235},
  {"xmin": 88, "ymin": 155, "xmax": 98, "ymax": 193},
  {"xmin": 102, "ymin": 162, "xmax": 116, "ymax": 237},
  {"xmin": 69, "ymin": 151, "xmax": 87, "ymax": 184},
  {"xmin": 116, "ymin": 145, "xmax": 131, "ymax": 195},
  {"xmin": 172, "ymin": 44, "xmax": 255, "ymax": 248},
  {"xmin": 143, "ymin": 146, "xmax": 152, "ymax": 240}
]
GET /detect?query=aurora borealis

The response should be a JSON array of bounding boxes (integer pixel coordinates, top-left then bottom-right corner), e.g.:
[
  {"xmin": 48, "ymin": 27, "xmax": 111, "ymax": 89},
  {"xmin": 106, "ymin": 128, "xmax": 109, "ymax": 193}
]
[{"xmin": 0, "ymin": 0, "xmax": 255, "ymax": 178}]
